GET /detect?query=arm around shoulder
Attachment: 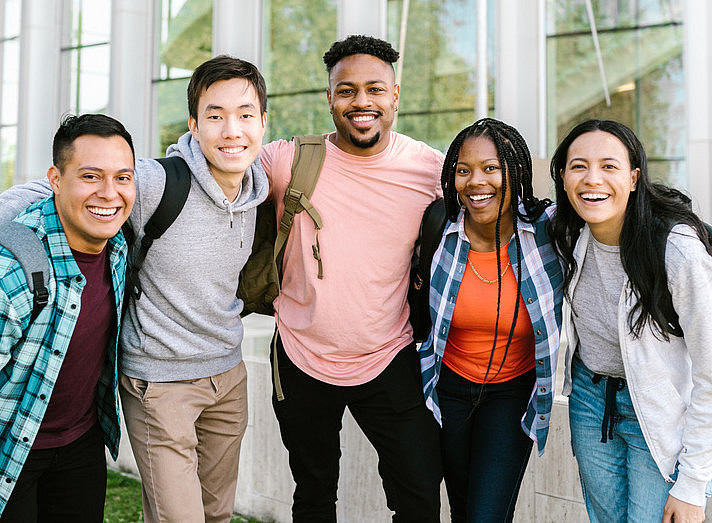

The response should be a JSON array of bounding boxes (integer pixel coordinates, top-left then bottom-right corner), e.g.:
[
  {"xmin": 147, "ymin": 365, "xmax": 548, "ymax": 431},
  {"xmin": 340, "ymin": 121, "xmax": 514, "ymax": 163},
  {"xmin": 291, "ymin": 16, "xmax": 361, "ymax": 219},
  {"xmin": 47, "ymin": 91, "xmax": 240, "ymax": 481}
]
[{"xmin": 0, "ymin": 178, "xmax": 52, "ymax": 221}]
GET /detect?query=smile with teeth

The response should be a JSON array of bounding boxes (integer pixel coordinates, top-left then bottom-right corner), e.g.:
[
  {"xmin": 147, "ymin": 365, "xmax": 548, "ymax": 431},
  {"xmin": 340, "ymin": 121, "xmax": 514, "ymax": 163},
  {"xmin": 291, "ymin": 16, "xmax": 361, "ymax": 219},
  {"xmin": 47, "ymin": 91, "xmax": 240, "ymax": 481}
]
[
  {"xmin": 469, "ymin": 194, "xmax": 494, "ymax": 202},
  {"xmin": 581, "ymin": 193, "xmax": 609, "ymax": 201},
  {"xmin": 219, "ymin": 146, "xmax": 246, "ymax": 154},
  {"xmin": 88, "ymin": 206, "xmax": 119, "ymax": 217}
]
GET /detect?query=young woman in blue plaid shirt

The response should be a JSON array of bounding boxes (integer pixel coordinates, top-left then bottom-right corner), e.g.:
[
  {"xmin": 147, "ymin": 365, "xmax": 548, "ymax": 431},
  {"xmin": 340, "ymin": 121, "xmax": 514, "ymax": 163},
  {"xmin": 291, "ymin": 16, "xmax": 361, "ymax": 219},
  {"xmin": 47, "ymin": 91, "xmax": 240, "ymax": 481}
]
[{"xmin": 417, "ymin": 118, "xmax": 563, "ymax": 522}]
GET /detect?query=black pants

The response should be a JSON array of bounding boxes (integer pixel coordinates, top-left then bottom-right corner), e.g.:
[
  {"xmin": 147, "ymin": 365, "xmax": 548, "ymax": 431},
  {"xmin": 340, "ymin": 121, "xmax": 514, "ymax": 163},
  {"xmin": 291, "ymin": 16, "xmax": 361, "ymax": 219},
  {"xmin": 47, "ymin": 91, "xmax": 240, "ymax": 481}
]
[
  {"xmin": 1, "ymin": 424, "xmax": 107, "ymax": 523},
  {"xmin": 437, "ymin": 364, "xmax": 535, "ymax": 523},
  {"xmin": 272, "ymin": 336, "xmax": 442, "ymax": 523}
]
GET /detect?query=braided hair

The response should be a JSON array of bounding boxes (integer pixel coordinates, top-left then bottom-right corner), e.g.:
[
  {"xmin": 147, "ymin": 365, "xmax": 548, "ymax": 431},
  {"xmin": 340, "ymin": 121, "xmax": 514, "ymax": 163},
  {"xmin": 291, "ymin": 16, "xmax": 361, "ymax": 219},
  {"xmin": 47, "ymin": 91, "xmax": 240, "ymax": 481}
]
[{"xmin": 441, "ymin": 117, "xmax": 551, "ymax": 382}]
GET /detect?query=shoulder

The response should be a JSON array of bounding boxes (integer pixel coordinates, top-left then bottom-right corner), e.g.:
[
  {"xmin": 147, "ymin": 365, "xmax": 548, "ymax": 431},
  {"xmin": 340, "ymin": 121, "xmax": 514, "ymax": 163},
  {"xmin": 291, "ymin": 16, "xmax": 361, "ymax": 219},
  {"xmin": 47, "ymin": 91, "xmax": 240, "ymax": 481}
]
[
  {"xmin": 392, "ymin": 132, "xmax": 445, "ymax": 166},
  {"xmin": 260, "ymin": 139, "xmax": 295, "ymax": 166},
  {"xmin": 665, "ymin": 224, "xmax": 710, "ymax": 278}
]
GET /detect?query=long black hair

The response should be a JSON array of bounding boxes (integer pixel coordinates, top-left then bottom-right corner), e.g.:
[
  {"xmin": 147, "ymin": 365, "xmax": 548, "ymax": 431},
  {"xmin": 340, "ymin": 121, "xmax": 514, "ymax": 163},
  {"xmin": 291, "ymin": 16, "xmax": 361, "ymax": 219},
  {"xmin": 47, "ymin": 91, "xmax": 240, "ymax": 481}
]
[
  {"xmin": 549, "ymin": 119, "xmax": 711, "ymax": 340},
  {"xmin": 442, "ymin": 117, "xmax": 551, "ymax": 381}
]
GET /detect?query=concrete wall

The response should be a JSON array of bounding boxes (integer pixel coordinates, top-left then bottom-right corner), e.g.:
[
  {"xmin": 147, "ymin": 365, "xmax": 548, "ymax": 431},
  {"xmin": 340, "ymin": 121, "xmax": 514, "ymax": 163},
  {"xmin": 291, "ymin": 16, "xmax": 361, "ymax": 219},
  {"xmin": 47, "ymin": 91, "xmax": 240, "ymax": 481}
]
[{"xmin": 109, "ymin": 314, "xmax": 710, "ymax": 522}]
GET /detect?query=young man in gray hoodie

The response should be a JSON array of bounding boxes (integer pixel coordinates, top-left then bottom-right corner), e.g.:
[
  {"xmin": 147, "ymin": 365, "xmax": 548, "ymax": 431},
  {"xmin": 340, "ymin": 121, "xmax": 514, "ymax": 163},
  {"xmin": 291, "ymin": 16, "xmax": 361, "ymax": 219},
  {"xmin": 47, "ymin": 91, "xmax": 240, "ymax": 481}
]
[{"xmin": 0, "ymin": 56, "xmax": 269, "ymax": 523}]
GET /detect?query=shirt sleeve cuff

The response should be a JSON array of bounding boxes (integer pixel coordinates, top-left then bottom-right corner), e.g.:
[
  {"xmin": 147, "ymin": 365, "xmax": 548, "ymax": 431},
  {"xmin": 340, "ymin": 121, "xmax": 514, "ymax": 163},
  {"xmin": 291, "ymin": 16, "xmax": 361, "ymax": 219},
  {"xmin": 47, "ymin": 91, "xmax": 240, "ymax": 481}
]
[{"xmin": 668, "ymin": 470, "xmax": 708, "ymax": 507}]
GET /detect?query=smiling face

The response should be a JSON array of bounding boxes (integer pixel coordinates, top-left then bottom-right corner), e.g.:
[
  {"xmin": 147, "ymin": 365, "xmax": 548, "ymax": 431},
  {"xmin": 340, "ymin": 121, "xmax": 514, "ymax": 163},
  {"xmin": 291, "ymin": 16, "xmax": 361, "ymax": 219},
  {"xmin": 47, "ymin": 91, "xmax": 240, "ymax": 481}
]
[
  {"xmin": 562, "ymin": 130, "xmax": 639, "ymax": 245},
  {"xmin": 455, "ymin": 135, "xmax": 513, "ymax": 247},
  {"xmin": 48, "ymin": 134, "xmax": 135, "ymax": 254},
  {"xmin": 326, "ymin": 53, "xmax": 400, "ymax": 156},
  {"xmin": 188, "ymin": 78, "xmax": 266, "ymax": 200}
]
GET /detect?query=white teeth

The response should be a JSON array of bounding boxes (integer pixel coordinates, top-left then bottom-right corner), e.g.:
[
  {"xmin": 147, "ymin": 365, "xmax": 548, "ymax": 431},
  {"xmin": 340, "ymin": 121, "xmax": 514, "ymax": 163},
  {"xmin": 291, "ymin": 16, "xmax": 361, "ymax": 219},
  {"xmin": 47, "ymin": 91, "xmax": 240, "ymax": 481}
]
[
  {"xmin": 88, "ymin": 207, "xmax": 118, "ymax": 216},
  {"xmin": 220, "ymin": 146, "xmax": 245, "ymax": 154},
  {"xmin": 581, "ymin": 193, "xmax": 608, "ymax": 200},
  {"xmin": 352, "ymin": 115, "xmax": 374, "ymax": 122},
  {"xmin": 469, "ymin": 194, "xmax": 494, "ymax": 201}
]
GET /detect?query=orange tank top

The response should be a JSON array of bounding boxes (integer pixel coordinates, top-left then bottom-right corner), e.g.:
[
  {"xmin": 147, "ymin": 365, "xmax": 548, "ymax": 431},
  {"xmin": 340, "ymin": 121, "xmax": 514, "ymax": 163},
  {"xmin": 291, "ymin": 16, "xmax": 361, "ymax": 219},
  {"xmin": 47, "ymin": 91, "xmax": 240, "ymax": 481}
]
[{"xmin": 442, "ymin": 243, "xmax": 535, "ymax": 383}]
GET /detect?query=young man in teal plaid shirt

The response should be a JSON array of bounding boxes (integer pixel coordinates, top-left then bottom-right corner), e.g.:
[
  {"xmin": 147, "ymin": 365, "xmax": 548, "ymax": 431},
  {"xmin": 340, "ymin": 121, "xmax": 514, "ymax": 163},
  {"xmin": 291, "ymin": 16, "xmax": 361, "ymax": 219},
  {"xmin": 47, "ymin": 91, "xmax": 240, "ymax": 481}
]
[{"xmin": 0, "ymin": 114, "xmax": 135, "ymax": 522}]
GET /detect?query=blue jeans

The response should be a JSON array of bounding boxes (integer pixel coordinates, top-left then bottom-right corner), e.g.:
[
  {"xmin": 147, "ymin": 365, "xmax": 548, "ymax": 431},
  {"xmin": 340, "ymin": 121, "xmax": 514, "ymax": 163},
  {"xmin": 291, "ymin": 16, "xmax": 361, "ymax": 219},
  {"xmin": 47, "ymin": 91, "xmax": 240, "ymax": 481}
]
[
  {"xmin": 569, "ymin": 356, "xmax": 673, "ymax": 523},
  {"xmin": 436, "ymin": 363, "xmax": 534, "ymax": 523}
]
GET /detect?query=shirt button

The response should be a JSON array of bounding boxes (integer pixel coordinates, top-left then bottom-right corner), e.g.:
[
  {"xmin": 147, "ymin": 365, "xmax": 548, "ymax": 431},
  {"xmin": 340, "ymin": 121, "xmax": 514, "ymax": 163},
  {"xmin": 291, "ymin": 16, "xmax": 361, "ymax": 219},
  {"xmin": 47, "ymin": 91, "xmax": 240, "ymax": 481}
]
[
  {"xmin": 540, "ymin": 387, "xmax": 546, "ymax": 393},
  {"xmin": 39, "ymin": 394, "xmax": 46, "ymax": 400},
  {"xmin": 536, "ymin": 329, "xmax": 542, "ymax": 335},
  {"xmin": 5, "ymin": 478, "xmax": 11, "ymax": 483},
  {"xmin": 75, "ymin": 276, "xmax": 83, "ymax": 282},
  {"xmin": 22, "ymin": 437, "xmax": 28, "ymax": 442},
  {"xmin": 537, "ymin": 360, "xmax": 544, "ymax": 365},
  {"xmin": 70, "ymin": 304, "xmax": 77, "ymax": 310},
  {"xmin": 53, "ymin": 350, "xmax": 60, "ymax": 356},
  {"xmin": 539, "ymin": 415, "xmax": 546, "ymax": 420},
  {"xmin": 527, "ymin": 298, "xmax": 533, "ymax": 304}
]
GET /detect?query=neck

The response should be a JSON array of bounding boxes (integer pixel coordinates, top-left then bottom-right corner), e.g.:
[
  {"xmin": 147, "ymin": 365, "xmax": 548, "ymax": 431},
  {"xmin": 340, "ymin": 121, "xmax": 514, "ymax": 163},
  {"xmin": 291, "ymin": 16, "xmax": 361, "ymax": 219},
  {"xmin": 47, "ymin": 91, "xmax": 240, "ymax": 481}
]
[
  {"xmin": 213, "ymin": 172, "xmax": 244, "ymax": 202},
  {"xmin": 464, "ymin": 212, "xmax": 514, "ymax": 252}
]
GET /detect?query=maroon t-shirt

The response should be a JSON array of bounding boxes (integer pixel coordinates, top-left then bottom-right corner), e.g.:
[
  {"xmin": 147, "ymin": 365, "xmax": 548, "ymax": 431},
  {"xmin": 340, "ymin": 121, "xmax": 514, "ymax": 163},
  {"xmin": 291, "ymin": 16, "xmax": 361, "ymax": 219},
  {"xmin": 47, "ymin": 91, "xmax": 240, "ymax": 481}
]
[{"xmin": 33, "ymin": 245, "xmax": 115, "ymax": 449}]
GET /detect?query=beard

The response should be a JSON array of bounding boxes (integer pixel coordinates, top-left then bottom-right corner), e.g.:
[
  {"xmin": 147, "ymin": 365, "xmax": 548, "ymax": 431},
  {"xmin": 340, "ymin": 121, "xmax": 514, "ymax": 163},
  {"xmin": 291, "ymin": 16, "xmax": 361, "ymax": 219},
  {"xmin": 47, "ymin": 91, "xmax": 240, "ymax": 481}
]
[{"xmin": 349, "ymin": 131, "xmax": 381, "ymax": 149}]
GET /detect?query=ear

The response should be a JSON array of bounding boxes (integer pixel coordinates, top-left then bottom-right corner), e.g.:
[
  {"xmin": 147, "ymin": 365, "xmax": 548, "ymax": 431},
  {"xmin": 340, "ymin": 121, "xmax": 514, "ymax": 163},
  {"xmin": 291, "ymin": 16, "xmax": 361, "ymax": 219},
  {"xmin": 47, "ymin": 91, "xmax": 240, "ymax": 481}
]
[
  {"xmin": 261, "ymin": 112, "xmax": 267, "ymax": 129},
  {"xmin": 47, "ymin": 166, "xmax": 61, "ymax": 195},
  {"xmin": 630, "ymin": 167, "xmax": 640, "ymax": 191},
  {"xmin": 326, "ymin": 88, "xmax": 332, "ymax": 109},
  {"xmin": 560, "ymin": 170, "xmax": 567, "ymax": 192},
  {"xmin": 188, "ymin": 116, "xmax": 199, "ymax": 141},
  {"xmin": 393, "ymin": 84, "xmax": 400, "ymax": 110}
]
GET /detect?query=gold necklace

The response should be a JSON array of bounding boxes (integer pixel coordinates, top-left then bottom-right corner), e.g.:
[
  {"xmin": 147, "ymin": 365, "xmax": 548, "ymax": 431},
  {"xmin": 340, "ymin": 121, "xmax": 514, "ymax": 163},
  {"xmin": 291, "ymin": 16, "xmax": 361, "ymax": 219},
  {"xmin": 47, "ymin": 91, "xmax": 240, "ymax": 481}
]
[{"xmin": 467, "ymin": 255, "xmax": 511, "ymax": 284}]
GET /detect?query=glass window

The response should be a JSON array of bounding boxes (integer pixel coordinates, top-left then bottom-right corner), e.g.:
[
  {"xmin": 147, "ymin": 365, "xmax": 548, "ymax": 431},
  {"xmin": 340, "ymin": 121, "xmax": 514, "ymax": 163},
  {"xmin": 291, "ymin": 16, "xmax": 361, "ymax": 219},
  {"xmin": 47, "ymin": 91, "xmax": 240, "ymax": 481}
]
[
  {"xmin": 387, "ymin": 0, "xmax": 496, "ymax": 152},
  {"xmin": 546, "ymin": 0, "xmax": 684, "ymax": 186},
  {"xmin": 262, "ymin": 0, "xmax": 337, "ymax": 142},
  {"xmin": 62, "ymin": 0, "xmax": 111, "ymax": 115},
  {"xmin": 0, "ymin": 0, "xmax": 19, "ymax": 190},
  {"xmin": 153, "ymin": 0, "xmax": 212, "ymax": 155}
]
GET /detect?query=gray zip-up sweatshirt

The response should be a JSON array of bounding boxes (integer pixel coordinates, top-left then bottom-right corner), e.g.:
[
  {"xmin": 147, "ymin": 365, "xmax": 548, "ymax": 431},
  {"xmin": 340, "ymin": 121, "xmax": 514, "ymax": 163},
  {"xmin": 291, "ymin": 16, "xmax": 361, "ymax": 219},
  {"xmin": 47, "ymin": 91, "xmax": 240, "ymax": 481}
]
[{"xmin": 0, "ymin": 132, "xmax": 269, "ymax": 381}]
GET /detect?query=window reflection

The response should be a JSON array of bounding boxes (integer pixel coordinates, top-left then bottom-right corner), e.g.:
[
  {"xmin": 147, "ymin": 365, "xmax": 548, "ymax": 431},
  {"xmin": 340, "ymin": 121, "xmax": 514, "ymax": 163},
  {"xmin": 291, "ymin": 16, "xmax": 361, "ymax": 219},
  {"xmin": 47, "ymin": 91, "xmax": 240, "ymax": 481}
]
[
  {"xmin": 547, "ymin": 0, "xmax": 685, "ymax": 186},
  {"xmin": 0, "ymin": 0, "xmax": 19, "ymax": 190},
  {"xmin": 387, "ymin": 0, "xmax": 496, "ymax": 152},
  {"xmin": 153, "ymin": 0, "xmax": 212, "ymax": 155}
]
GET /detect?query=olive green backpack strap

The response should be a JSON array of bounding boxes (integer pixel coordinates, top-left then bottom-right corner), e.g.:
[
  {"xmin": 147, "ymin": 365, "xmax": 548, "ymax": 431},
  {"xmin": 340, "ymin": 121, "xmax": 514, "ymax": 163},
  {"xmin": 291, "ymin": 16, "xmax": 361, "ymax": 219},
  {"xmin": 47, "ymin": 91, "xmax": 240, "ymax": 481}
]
[
  {"xmin": 274, "ymin": 134, "xmax": 327, "ymax": 278},
  {"xmin": 272, "ymin": 134, "xmax": 326, "ymax": 402}
]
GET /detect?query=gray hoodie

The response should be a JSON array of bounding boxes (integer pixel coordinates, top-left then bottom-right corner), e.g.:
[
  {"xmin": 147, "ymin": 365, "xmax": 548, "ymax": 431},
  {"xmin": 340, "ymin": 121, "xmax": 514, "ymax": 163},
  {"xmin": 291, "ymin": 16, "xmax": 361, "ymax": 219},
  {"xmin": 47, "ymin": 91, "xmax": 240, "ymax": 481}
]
[{"xmin": 0, "ymin": 132, "xmax": 269, "ymax": 381}]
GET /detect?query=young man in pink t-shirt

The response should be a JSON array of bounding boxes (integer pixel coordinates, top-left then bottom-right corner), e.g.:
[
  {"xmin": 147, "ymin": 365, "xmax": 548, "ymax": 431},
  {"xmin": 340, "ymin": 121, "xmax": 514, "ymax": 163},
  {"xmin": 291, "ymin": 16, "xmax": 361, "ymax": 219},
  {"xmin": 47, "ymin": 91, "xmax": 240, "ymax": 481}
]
[{"xmin": 260, "ymin": 35, "xmax": 444, "ymax": 522}]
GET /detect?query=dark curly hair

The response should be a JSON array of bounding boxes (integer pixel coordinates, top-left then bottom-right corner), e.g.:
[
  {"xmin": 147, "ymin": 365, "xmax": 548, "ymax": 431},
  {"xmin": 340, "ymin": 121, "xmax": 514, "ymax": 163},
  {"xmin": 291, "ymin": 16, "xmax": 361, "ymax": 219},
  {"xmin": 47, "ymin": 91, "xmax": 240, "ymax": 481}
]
[{"xmin": 323, "ymin": 35, "xmax": 399, "ymax": 73}]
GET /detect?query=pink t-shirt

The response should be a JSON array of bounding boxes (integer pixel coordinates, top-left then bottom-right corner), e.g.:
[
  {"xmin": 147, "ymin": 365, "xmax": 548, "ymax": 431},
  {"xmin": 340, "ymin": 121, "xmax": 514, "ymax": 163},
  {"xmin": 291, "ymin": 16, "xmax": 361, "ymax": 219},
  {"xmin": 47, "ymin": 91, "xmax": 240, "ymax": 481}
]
[{"xmin": 260, "ymin": 132, "xmax": 443, "ymax": 385}]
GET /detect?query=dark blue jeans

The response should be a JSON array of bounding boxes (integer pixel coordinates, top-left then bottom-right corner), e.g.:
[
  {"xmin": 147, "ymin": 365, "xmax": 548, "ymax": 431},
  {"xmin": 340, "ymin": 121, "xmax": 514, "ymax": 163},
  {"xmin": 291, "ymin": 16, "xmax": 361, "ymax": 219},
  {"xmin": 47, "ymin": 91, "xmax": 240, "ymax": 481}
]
[
  {"xmin": 436, "ymin": 364, "xmax": 534, "ymax": 523},
  {"xmin": 272, "ymin": 336, "xmax": 442, "ymax": 523}
]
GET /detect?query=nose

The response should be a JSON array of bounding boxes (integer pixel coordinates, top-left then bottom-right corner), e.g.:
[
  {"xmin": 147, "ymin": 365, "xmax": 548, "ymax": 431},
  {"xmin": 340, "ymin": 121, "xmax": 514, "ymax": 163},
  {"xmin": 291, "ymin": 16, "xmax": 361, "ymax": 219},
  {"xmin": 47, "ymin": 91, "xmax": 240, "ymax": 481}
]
[
  {"xmin": 222, "ymin": 115, "xmax": 244, "ymax": 139},
  {"xmin": 582, "ymin": 166, "xmax": 604, "ymax": 186},
  {"xmin": 467, "ymin": 168, "xmax": 488, "ymax": 187},
  {"xmin": 352, "ymin": 88, "xmax": 372, "ymax": 108},
  {"xmin": 96, "ymin": 177, "xmax": 119, "ymax": 200}
]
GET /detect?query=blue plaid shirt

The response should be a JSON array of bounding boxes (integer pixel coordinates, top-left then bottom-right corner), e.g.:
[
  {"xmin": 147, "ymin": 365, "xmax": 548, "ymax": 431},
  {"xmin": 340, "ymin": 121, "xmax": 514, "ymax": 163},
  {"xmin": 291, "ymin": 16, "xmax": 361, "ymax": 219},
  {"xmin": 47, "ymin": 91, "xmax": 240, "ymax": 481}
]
[
  {"xmin": 0, "ymin": 197, "xmax": 126, "ymax": 512},
  {"xmin": 418, "ymin": 203, "xmax": 563, "ymax": 455}
]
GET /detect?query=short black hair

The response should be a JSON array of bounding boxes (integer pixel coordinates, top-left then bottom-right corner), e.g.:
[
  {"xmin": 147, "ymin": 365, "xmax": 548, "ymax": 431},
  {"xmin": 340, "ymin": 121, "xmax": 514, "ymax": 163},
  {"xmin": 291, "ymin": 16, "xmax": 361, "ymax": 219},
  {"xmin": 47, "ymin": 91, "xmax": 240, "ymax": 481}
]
[
  {"xmin": 53, "ymin": 113, "xmax": 135, "ymax": 172},
  {"xmin": 323, "ymin": 35, "xmax": 399, "ymax": 73},
  {"xmin": 187, "ymin": 55, "xmax": 267, "ymax": 120}
]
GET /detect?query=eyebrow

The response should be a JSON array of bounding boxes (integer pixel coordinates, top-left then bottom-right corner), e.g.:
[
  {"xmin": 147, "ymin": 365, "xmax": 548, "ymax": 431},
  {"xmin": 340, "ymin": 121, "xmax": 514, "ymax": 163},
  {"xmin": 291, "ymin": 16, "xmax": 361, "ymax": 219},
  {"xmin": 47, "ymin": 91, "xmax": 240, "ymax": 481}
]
[
  {"xmin": 568, "ymin": 157, "xmax": 621, "ymax": 163},
  {"xmin": 203, "ymin": 103, "xmax": 257, "ymax": 112},
  {"xmin": 77, "ymin": 166, "xmax": 134, "ymax": 173},
  {"xmin": 334, "ymin": 80, "xmax": 388, "ymax": 88}
]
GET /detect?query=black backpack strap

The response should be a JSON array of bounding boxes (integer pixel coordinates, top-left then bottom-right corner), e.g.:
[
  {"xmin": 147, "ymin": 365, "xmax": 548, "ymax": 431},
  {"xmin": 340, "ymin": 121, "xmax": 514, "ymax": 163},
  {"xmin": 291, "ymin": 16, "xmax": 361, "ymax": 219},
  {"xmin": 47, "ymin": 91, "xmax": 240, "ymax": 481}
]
[
  {"xmin": 0, "ymin": 221, "xmax": 50, "ymax": 323},
  {"xmin": 125, "ymin": 156, "xmax": 191, "ymax": 300},
  {"xmin": 418, "ymin": 198, "xmax": 447, "ymax": 285}
]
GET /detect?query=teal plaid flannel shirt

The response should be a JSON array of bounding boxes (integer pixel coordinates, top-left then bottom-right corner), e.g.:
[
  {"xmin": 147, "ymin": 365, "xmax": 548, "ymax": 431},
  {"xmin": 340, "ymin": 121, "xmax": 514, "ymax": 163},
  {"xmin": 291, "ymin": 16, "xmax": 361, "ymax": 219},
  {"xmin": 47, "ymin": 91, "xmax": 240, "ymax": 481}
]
[
  {"xmin": 0, "ymin": 197, "xmax": 126, "ymax": 512},
  {"xmin": 417, "ymin": 203, "xmax": 563, "ymax": 455}
]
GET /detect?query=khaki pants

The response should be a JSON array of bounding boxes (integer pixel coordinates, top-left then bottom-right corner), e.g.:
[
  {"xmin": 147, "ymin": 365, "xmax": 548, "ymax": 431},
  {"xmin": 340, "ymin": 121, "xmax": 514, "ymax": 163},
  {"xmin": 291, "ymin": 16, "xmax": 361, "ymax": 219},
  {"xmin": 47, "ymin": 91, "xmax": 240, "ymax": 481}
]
[{"xmin": 119, "ymin": 362, "xmax": 248, "ymax": 523}]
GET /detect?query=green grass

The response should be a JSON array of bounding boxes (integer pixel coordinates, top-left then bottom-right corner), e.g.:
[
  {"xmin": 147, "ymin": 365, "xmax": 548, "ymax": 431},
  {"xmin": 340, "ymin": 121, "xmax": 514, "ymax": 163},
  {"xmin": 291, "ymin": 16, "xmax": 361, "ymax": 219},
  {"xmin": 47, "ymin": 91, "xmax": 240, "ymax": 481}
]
[{"xmin": 104, "ymin": 469, "xmax": 263, "ymax": 523}]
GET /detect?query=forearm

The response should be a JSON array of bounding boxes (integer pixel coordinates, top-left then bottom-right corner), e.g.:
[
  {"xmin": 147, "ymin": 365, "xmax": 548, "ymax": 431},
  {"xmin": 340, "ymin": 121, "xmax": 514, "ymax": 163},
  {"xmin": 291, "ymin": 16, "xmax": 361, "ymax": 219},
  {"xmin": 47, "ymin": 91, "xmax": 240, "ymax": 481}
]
[{"xmin": 0, "ymin": 178, "xmax": 52, "ymax": 221}]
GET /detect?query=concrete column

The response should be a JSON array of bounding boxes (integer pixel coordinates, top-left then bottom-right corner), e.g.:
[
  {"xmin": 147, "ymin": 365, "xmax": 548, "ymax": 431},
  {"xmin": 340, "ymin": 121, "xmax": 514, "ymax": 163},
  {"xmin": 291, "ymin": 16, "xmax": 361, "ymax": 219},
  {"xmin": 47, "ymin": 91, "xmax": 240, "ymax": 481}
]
[
  {"xmin": 213, "ymin": 0, "xmax": 262, "ymax": 69},
  {"xmin": 337, "ymin": 0, "xmax": 387, "ymax": 40},
  {"xmin": 109, "ymin": 0, "xmax": 153, "ymax": 158},
  {"xmin": 685, "ymin": 0, "xmax": 712, "ymax": 220},
  {"xmin": 16, "ymin": 0, "xmax": 62, "ymax": 183},
  {"xmin": 495, "ymin": 0, "xmax": 544, "ymax": 156}
]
